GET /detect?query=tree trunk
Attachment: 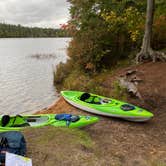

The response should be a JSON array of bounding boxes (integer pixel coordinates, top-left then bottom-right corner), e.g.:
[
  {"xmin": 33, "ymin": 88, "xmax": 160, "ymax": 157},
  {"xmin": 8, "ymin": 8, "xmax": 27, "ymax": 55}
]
[
  {"xmin": 141, "ymin": 0, "xmax": 154, "ymax": 54},
  {"xmin": 136, "ymin": 0, "xmax": 166, "ymax": 63}
]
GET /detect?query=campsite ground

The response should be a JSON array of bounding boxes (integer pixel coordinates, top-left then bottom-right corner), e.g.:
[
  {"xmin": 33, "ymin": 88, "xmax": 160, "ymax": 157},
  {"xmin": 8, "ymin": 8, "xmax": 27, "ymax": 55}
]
[{"xmin": 23, "ymin": 62, "xmax": 166, "ymax": 166}]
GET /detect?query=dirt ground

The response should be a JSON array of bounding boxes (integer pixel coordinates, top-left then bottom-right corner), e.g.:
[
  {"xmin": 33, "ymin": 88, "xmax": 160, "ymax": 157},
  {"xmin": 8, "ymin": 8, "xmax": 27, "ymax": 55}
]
[{"xmin": 24, "ymin": 62, "xmax": 166, "ymax": 166}]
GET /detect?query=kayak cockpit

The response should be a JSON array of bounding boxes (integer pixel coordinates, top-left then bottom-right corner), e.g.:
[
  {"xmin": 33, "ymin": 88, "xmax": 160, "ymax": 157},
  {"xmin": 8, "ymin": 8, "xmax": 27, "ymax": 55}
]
[
  {"xmin": 0, "ymin": 115, "xmax": 49, "ymax": 128},
  {"xmin": 79, "ymin": 92, "xmax": 111, "ymax": 104},
  {"xmin": 26, "ymin": 116, "xmax": 49, "ymax": 126}
]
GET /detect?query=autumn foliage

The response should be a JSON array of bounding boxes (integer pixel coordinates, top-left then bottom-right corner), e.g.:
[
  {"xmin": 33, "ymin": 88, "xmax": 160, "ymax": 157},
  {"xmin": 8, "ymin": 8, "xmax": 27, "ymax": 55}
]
[{"xmin": 55, "ymin": 0, "xmax": 165, "ymax": 83}]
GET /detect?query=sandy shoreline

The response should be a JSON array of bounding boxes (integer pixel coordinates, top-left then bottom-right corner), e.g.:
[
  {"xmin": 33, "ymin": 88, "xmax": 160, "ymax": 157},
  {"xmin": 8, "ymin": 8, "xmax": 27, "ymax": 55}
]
[
  {"xmin": 35, "ymin": 96, "xmax": 86, "ymax": 115},
  {"xmin": 29, "ymin": 62, "xmax": 166, "ymax": 165}
]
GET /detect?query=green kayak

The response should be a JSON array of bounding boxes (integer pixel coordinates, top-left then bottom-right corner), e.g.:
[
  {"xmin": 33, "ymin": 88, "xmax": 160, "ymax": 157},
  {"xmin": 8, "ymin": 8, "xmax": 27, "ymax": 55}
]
[
  {"xmin": 0, "ymin": 114, "xmax": 99, "ymax": 132},
  {"xmin": 61, "ymin": 91, "xmax": 154, "ymax": 122}
]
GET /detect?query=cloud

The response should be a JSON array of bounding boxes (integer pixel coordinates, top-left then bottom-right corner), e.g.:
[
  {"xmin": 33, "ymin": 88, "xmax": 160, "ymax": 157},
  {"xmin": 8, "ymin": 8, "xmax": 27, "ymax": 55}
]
[{"xmin": 0, "ymin": 0, "xmax": 70, "ymax": 28}]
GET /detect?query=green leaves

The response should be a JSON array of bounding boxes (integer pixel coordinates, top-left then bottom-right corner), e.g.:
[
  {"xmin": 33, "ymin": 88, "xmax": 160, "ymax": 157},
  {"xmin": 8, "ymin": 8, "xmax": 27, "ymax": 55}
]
[{"xmin": 67, "ymin": 0, "xmax": 165, "ymax": 72}]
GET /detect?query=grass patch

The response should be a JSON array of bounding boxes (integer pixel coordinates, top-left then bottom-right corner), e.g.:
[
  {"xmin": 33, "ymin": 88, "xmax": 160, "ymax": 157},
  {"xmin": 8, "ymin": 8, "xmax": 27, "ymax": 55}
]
[
  {"xmin": 150, "ymin": 160, "xmax": 166, "ymax": 166},
  {"xmin": 54, "ymin": 64, "xmax": 129, "ymax": 101},
  {"xmin": 23, "ymin": 126, "xmax": 94, "ymax": 149},
  {"xmin": 22, "ymin": 126, "xmax": 97, "ymax": 165},
  {"xmin": 53, "ymin": 58, "xmax": 133, "ymax": 101}
]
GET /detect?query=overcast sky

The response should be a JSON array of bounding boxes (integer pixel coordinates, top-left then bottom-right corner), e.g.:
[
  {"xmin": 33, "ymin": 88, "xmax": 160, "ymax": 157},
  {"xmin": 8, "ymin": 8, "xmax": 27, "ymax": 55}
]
[{"xmin": 0, "ymin": 0, "xmax": 70, "ymax": 28}]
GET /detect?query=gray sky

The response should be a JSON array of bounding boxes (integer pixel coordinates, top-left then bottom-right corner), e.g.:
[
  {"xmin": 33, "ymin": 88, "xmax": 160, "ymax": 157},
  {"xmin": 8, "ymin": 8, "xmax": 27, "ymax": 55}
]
[{"xmin": 0, "ymin": 0, "xmax": 70, "ymax": 28}]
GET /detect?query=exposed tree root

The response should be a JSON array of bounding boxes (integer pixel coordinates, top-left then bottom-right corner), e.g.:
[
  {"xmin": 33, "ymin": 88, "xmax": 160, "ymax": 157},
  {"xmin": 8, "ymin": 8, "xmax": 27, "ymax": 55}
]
[{"xmin": 136, "ymin": 49, "xmax": 166, "ymax": 63}]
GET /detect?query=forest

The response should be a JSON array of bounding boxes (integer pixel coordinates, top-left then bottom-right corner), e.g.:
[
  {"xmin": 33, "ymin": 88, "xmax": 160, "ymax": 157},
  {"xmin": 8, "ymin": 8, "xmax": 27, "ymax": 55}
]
[
  {"xmin": 0, "ymin": 23, "xmax": 69, "ymax": 37},
  {"xmin": 54, "ymin": 0, "xmax": 166, "ymax": 91}
]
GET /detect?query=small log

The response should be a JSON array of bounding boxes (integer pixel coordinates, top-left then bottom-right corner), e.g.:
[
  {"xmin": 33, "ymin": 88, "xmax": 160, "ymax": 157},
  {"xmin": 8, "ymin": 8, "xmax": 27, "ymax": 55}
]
[
  {"xmin": 119, "ymin": 77, "xmax": 142, "ymax": 99},
  {"xmin": 126, "ymin": 70, "xmax": 137, "ymax": 76},
  {"xmin": 118, "ymin": 70, "xmax": 143, "ymax": 100}
]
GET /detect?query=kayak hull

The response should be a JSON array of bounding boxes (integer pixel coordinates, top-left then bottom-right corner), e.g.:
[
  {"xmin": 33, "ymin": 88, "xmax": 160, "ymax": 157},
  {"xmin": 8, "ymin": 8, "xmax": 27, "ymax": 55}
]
[
  {"xmin": 61, "ymin": 91, "xmax": 154, "ymax": 122},
  {"xmin": 64, "ymin": 97, "xmax": 151, "ymax": 122}
]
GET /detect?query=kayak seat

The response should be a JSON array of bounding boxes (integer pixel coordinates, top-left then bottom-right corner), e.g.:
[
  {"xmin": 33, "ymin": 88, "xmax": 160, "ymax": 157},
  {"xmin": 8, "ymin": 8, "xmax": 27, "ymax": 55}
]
[
  {"xmin": 80, "ymin": 93, "xmax": 101, "ymax": 104},
  {"xmin": 1, "ymin": 115, "xmax": 30, "ymax": 127},
  {"xmin": 1, "ymin": 115, "xmax": 10, "ymax": 127},
  {"xmin": 80, "ymin": 93, "xmax": 91, "ymax": 101},
  {"xmin": 11, "ymin": 115, "xmax": 30, "ymax": 127}
]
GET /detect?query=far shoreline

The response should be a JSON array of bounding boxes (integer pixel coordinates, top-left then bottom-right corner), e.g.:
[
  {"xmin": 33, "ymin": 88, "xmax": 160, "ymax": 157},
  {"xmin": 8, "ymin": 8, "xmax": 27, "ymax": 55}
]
[{"xmin": 0, "ymin": 37, "xmax": 71, "ymax": 39}]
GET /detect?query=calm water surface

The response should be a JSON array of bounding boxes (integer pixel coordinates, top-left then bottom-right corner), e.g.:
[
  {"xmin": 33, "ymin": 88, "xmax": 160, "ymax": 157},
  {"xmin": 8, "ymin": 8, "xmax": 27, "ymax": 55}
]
[{"xmin": 0, "ymin": 38, "xmax": 70, "ymax": 114}]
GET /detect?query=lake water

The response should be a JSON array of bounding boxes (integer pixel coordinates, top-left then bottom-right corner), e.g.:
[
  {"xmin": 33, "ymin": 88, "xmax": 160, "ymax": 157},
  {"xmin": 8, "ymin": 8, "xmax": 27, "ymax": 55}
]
[{"xmin": 0, "ymin": 38, "xmax": 70, "ymax": 114}]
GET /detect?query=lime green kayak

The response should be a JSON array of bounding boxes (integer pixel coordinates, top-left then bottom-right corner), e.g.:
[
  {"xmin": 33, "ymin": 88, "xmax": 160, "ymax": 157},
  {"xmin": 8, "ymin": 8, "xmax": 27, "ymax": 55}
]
[
  {"xmin": 0, "ymin": 114, "xmax": 99, "ymax": 132},
  {"xmin": 61, "ymin": 91, "xmax": 154, "ymax": 122}
]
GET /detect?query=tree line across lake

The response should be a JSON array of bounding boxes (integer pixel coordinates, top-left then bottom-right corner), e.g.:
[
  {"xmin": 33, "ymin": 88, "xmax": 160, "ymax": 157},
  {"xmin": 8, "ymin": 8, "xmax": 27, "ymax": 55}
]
[{"xmin": 0, "ymin": 23, "xmax": 69, "ymax": 38}]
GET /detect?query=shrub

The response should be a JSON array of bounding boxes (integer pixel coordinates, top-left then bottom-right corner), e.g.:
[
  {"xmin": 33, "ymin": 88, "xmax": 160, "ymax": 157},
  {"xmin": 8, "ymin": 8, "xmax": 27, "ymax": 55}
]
[{"xmin": 53, "ymin": 59, "xmax": 74, "ymax": 86}]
